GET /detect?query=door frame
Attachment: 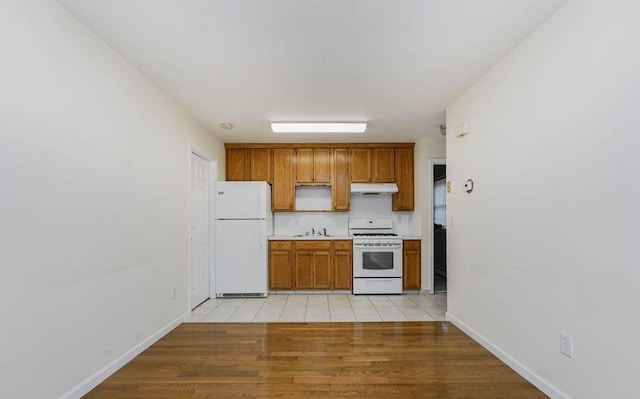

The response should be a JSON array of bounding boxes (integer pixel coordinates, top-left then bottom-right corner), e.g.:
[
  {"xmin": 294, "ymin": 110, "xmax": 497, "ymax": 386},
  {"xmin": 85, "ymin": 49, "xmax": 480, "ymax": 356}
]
[
  {"xmin": 188, "ymin": 143, "xmax": 217, "ymax": 311},
  {"xmin": 428, "ymin": 158, "xmax": 446, "ymax": 294}
]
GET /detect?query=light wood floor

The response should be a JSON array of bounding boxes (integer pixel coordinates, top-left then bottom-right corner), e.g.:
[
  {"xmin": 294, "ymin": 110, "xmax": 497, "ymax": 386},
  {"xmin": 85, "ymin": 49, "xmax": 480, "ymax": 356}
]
[{"xmin": 85, "ymin": 322, "xmax": 547, "ymax": 398}]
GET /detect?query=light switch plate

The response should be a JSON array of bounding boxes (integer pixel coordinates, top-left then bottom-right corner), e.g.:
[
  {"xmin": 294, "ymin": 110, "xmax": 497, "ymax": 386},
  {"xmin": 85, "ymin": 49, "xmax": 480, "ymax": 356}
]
[{"xmin": 455, "ymin": 122, "xmax": 470, "ymax": 137}]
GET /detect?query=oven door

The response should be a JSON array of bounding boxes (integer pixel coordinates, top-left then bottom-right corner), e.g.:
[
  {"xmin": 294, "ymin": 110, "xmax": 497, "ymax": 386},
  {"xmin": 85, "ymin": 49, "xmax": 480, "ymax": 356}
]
[{"xmin": 353, "ymin": 244, "xmax": 403, "ymax": 278}]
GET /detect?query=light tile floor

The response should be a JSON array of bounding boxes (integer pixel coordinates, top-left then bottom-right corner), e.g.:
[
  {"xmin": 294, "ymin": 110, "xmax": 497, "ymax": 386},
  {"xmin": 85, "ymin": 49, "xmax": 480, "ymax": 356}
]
[{"xmin": 185, "ymin": 293, "xmax": 447, "ymax": 323}]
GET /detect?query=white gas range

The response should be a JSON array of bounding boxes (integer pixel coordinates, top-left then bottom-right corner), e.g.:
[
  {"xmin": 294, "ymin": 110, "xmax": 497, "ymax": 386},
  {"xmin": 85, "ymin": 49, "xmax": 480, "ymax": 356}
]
[{"xmin": 349, "ymin": 219, "xmax": 403, "ymax": 294}]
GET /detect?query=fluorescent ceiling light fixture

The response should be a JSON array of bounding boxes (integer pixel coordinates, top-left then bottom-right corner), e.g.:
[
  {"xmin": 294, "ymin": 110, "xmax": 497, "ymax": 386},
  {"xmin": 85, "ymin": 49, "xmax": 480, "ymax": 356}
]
[{"xmin": 271, "ymin": 122, "xmax": 366, "ymax": 133}]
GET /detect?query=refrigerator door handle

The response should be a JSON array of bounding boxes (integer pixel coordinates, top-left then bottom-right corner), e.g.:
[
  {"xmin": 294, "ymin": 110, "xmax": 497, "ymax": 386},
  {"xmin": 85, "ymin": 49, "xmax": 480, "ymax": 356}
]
[
  {"xmin": 260, "ymin": 220, "xmax": 265, "ymax": 249},
  {"xmin": 258, "ymin": 190, "xmax": 264, "ymax": 219}
]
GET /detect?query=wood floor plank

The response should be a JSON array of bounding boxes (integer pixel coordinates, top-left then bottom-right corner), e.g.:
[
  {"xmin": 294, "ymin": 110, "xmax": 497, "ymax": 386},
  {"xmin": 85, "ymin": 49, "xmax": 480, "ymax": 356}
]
[{"xmin": 84, "ymin": 322, "xmax": 547, "ymax": 398}]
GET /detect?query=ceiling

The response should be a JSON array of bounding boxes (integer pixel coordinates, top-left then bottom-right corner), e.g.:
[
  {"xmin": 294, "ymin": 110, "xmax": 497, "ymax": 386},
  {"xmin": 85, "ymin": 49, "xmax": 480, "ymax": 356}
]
[{"xmin": 57, "ymin": 0, "xmax": 567, "ymax": 143}]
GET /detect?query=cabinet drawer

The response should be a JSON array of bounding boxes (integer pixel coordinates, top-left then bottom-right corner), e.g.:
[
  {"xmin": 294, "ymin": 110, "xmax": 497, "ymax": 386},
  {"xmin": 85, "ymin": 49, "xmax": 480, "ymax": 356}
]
[
  {"xmin": 270, "ymin": 241, "xmax": 292, "ymax": 250},
  {"xmin": 403, "ymin": 240, "xmax": 421, "ymax": 250},
  {"xmin": 333, "ymin": 240, "xmax": 352, "ymax": 250},
  {"xmin": 295, "ymin": 241, "xmax": 331, "ymax": 250}
]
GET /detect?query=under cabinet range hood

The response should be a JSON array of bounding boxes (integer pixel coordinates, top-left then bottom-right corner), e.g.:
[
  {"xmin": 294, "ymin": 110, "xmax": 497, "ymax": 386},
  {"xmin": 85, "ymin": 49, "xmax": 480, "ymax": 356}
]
[{"xmin": 350, "ymin": 183, "xmax": 399, "ymax": 195}]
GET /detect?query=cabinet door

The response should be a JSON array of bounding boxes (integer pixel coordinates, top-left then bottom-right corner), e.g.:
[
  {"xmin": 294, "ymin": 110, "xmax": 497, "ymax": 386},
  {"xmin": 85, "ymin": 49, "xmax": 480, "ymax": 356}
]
[
  {"xmin": 272, "ymin": 149, "xmax": 295, "ymax": 211},
  {"xmin": 313, "ymin": 149, "xmax": 331, "ymax": 183},
  {"xmin": 372, "ymin": 148, "xmax": 395, "ymax": 183},
  {"xmin": 226, "ymin": 148, "xmax": 249, "ymax": 181},
  {"xmin": 296, "ymin": 149, "xmax": 314, "ymax": 183},
  {"xmin": 403, "ymin": 240, "xmax": 421, "ymax": 290},
  {"xmin": 350, "ymin": 148, "xmax": 371, "ymax": 182},
  {"xmin": 393, "ymin": 148, "xmax": 414, "ymax": 211},
  {"xmin": 294, "ymin": 251, "xmax": 314, "ymax": 289},
  {"xmin": 333, "ymin": 249, "xmax": 352, "ymax": 290},
  {"xmin": 313, "ymin": 251, "xmax": 332, "ymax": 289},
  {"xmin": 269, "ymin": 249, "xmax": 292, "ymax": 289},
  {"xmin": 332, "ymin": 149, "xmax": 350, "ymax": 211},
  {"xmin": 250, "ymin": 148, "xmax": 272, "ymax": 183}
]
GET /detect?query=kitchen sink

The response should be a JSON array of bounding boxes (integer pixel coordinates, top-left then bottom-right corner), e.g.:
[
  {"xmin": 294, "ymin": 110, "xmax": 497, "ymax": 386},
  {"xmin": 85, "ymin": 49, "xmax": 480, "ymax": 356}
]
[{"xmin": 293, "ymin": 234, "xmax": 333, "ymax": 238}]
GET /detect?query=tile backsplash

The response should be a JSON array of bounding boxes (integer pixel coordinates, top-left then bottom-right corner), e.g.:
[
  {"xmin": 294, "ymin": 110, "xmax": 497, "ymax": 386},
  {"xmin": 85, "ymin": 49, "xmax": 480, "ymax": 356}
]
[
  {"xmin": 273, "ymin": 194, "xmax": 417, "ymax": 237},
  {"xmin": 349, "ymin": 194, "xmax": 392, "ymax": 219},
  {"xmin": 274, "ymin": 212, "xmax": 349, "ymax": 236}
]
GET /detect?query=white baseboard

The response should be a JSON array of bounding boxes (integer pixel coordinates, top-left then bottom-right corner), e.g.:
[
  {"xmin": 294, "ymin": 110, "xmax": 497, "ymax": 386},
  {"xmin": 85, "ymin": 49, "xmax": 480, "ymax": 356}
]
[
  {"xmin": 446, "ymin": 312, "xmax": 570, "ymax": 399},
  {"xmin": 59, "ymin": 312, "xmax": 190, "ymax": 399}
]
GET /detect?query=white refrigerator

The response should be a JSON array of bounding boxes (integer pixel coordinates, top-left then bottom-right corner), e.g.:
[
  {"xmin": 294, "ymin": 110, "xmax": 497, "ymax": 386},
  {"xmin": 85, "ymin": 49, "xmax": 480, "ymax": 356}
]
[{"xmin": 214, "ymin": 181, "xmax": 272, "ymax": 297}]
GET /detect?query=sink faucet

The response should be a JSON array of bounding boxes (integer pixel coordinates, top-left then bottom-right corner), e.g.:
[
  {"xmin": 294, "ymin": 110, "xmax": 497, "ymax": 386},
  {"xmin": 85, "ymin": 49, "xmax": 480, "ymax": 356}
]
[
  {"xmin": 322, "ymin": 228, "xmax": 327, "ymax": 236},
  {"xmin": 311, "ymin": 227, "xmax": 315, "ymax": 235}
]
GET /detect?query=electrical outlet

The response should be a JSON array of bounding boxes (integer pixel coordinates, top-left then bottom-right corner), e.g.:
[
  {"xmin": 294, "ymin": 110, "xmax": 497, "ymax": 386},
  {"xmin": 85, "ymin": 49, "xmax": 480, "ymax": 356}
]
[
  {"xmin": 171, "ymin": 286, "xmax": 176, "ymax": 299},
  {"xmin": 560, "ymin": 332, "xmax": 573, "ymax": 358}
]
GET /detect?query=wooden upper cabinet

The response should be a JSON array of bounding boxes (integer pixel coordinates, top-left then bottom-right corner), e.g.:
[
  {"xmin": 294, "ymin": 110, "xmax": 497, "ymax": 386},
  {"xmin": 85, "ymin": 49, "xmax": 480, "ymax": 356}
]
[
  {"xmin": 296, "ymin": 149, "xmax": 314, "ymax": 183},
  {"xmin": 226, "ymin": 148, "xmax": 272, "ymax": 182},
  {"xmin": 350, "ymin": 147, "xmax": 397, "ymax": 183},
  {"xmin": 372, "ymin": 148, "xmax": 395, "ymax": 183},
  {"xmin": 350, "ymin": 148, "xmax": 372, "ymax": 182},
  {"xmin": 226, "ymin": 143, "xmax": 414, "ymax": 212},
  {"xmin": 272, "ymin": 149, "xmax": 295, "ymax": 211},
  {"xmin": 226, "ymin": 148, "xmax": 250, "ymax": 181},
  {"xmin": 313, "ymin": 149, "xmax": 331, "ymax": 183},
  {"xmin": 296, "ymin": 149, "xmax": 331, "ymax": 184},
  {"xmin": 332, "ymin": 149, "xmax": 350, "ymax": 211},
  {"xmin": 393, "ymin": 147, "xmax": 414, "ymax": 211},
  {"xmin": 250, "ymin": 148, "xmax": 272, "ymax": 183}
]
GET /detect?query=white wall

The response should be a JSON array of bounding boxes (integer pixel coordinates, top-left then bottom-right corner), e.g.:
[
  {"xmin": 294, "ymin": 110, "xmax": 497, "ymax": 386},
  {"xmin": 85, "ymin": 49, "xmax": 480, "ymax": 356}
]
[
  {"xmin": 446, "ymin": 1, "xmax": 640, "ymax": 397},
  {"xmin": 0, "ymin": 0, "xmax": 224, "ymax": 397},
  {"xmin": 414, "ymin": 136, "xmax": 446, "ymax": 291}
]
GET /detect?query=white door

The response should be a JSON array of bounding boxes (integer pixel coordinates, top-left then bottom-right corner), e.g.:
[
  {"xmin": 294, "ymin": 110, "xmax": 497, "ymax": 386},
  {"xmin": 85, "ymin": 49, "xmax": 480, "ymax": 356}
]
[{"xmin": 189, "ymin": 153, "xmax": 210, "ymax": 308}]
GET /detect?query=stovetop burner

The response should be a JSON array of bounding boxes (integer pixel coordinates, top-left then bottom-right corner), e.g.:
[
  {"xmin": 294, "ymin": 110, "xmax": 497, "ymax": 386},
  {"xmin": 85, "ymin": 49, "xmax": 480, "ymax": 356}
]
[{"xmin": 352, "ymin": 233, "xmax": 398, "ymax": 237}]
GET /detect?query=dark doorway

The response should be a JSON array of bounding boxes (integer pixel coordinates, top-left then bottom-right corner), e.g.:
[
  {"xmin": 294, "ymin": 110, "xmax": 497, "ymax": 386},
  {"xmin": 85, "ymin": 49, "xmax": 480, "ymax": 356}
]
[{"xmin": 433, "ymin": 164, "xmax": 447, "ymax": 293}]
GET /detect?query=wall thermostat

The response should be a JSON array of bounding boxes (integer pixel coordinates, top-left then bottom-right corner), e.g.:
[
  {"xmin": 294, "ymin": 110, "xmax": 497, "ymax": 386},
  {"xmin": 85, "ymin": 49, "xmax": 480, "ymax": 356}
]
[{"xmin": 464, "ymin": 179, "xmax": 474, "ymax": 193}]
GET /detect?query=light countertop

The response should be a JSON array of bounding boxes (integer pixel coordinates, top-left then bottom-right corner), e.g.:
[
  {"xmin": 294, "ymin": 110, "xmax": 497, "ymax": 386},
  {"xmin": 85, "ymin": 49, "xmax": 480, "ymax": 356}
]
[
  {"xmin": 269, "ymin": 235, "xmax": 352, "ymax": 241},
  {"xmin": 270, "ymin": 235, "xmax": 421, "ymax": 240}
]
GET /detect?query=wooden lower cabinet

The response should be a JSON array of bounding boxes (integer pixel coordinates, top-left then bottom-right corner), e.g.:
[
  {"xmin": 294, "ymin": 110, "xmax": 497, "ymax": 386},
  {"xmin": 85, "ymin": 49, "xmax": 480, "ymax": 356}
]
[
  {"xmin": 269, "ymin": 241, "xmax": 293, "ymax": 289},
  {"xmin": 294, "ymin": 251, "xmax": 314, "ymax": 289},
  {"xmin": 333, "ymin": 243, "xmax": 352, "ymax": 290},
  {"xmin": 403, "ymin": 240, "xmax": 421, "ymax": 290},
  {"xmin": 269, "ymin": 240, "xmax": 352, "ymax": 290},
  {"xmin": 294, "ymin": 251, "xmax": 330, "ymax": 289},
  {"xmin": 294, "ymin": 241, "xmax": 331, "ymax": 289},
  {"xmin": 294, "ymin": 250, "xmax": 331, "ymax": 289}
]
